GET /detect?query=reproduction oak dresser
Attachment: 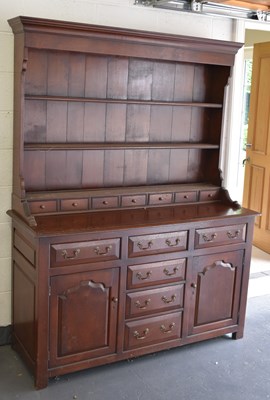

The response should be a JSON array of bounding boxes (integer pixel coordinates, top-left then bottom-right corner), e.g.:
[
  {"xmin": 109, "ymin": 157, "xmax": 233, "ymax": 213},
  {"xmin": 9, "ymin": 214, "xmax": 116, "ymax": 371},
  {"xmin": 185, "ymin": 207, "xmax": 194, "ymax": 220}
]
[{"xmin": 7, "ymin": 16, "xmax": 257, "ymax": 388}]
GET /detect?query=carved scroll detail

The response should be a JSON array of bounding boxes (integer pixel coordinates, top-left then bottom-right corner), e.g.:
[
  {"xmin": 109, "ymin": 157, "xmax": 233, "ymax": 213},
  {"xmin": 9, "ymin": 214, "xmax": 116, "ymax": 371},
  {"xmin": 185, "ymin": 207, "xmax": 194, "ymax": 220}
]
[
  {"xmin": 201, "ymin": 260, "xmax": 235, "ymax": 276},
  {"xmin": 59, "ymin": 280, "xmax": 106, "ymax": 300}
]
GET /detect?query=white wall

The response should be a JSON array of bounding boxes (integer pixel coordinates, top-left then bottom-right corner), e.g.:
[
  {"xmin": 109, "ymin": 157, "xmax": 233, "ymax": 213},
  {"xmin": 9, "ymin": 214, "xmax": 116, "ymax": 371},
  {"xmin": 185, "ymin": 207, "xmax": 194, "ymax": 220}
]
[{"xmin": 0, "ymin": 0, "xmax": 240, "ymax": 327}]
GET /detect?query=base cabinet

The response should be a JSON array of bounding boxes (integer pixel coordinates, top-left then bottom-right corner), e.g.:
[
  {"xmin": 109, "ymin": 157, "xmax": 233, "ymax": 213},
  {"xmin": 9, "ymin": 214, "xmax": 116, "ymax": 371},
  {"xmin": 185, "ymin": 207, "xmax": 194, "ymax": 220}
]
[
  {"xmin": 49, "ymin": 268, "xmax": 119, "ymax": 368},
  {"xmin": 10, "ymin": 209, "xmax": 256, "ymax": 388}
]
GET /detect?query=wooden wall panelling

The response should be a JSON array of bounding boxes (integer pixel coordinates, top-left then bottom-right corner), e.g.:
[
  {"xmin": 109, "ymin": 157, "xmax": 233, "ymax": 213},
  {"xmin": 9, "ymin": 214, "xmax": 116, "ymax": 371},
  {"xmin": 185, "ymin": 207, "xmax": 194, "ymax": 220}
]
[
  {"xmin": 24, "ymin": 101, "xmax": 47, "ymax": 143},
  {"xmin": 24, "ymin": 151, "xmax": 46, "ymax": 190},
  {"xmin": 82, "ymin": 150, "xmax": 104, "ymax": 188}
]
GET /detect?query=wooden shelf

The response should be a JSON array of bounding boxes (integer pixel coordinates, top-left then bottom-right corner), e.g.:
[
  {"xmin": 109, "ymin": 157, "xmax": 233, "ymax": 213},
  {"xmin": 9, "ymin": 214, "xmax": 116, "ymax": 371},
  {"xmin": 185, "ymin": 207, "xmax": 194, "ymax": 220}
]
[
  {"xmin": 24, "ymin": 142, "xmax": 220, "ymax": 151},
  {"xmin": 24, "ymin": 95, "xmax": 223, "ymax": 108}
]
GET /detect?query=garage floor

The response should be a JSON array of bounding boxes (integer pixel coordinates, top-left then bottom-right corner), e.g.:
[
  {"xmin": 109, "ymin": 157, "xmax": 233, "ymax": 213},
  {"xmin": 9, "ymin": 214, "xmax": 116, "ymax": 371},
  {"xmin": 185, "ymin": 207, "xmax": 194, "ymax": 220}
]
[{"xmin": 1, "ymin": 247, "xmax": 270, "ymax": 400}]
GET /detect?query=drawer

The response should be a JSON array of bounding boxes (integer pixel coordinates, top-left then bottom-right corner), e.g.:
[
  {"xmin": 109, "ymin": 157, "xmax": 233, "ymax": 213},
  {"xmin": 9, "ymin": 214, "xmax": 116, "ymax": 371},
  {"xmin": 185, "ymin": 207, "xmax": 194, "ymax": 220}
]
[
  {"xmin": 194, "ymin": 224, "xmax": 246, "ymax": 249},
  {"xmin": 124, "ymin": 312, "xmax": 182, "ymax": 350},
  {"xmin": 126, "ymin": 284, "xmax": 184, "ymax": 318},
  {"xmin": 128, "ymin": 231, "xmax": 188, "ymax": 258},
  {"xmin": 51, "ymin": 238, "xmax": 120, "ymax": 267},
  {"xmin": 121, "ymin": 195, "xmax": 146, "ymax": 208},
  {"xmin": 149, "ymin": 193, "xmax": 173, "ymax": 205},
  {"xmin": 60, "ymin": 198, "xmax": 88, "ymax": 212},
  {"xmin": 199, "ymin": 190, "xmax": 220, "ymax": 202},
  {"xmin": 127, "ymin": 259, "xmax": 186, "ymax": 289},
  {"xmin": 175, "ymin": 191, "xmax": 197, "ymax": 203},
  {"xmin": 92, "ymin": 196, "xmax": 118, "ymax": 209},
  {"xmin": 29, "ymin": 200, "xmax": 57, "ymax": 214}
]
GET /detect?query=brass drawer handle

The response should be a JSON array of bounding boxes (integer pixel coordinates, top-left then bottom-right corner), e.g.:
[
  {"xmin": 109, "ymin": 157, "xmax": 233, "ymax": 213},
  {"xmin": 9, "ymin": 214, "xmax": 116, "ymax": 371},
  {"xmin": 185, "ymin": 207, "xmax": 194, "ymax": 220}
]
[
  {"xmin": 131, "ymin": 199, "xmax": 137, "ymax": 203},
  {"xmin": 161, "ymin": 294, "xmax": 176, "ymax": 304},
  {"xmin": 40, "ymin": 204, "xmax": 46, "ymax": 209},
  {"xmin": 72, "ymin": 202, "xmax": 78, "ymax": 207},
  {"xmin": 160, "ymin": 322, "xmax": 175, "ymax": 334},
  {"xmin": 136, "ymin": 271, "xmax": 152, "ymax": 281},
  {"xmin": 103, "ymin": 200, "xmax": 109, "ymax": 205},
  {"xmin": 61, "ymin": 249, "xmax": 80, "ymax": 260},
  {"xmin": 202, "ymin": 233, "xmax": 217, "ymax": 242},
  {"xmin": 135, "ymin": 299, "xmax": 151, "ymax": 309},
  {"xmin": 137, "ymin": 241, "xmax": 153, "ymax": 250},
  {"xmin": 191, "ymin": 282, "xmax": 197, "ymax": 289},
  {"xmin": 134, "ymin": 328, "xmax": 149, "ymax": 340},
  {"xmin": 94, "ymin": 245, "xmax": 112, "ymax": 256},
  {"xmin": 227, "ymin": 230, "xmax": 240, "ymax": 239},
  {"xmin": 184, "ymin": 195, "xmax": 189, "ymax": 199},
  {"xmin": 163, "ymin": 266, "xmax": 179, "ymax": 276},
  {"xmin": 165, "ymin": 238, "xmax": 180, "ymax": 247}
]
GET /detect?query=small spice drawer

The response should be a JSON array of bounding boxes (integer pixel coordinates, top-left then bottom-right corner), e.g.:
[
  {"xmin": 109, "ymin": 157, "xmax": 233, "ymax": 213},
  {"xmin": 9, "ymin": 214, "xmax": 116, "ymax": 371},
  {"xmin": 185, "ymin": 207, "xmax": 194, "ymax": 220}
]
[
  {"xmin": 124, "ymin": 312, "xmax": 182, "ymax": 350},
  {"xmin": 29, "ymin": 200, "xmax": 57, "ymax": 214},
  {"xmin": 195, "ymin": 224, "xmax": 246, "ymax": 249},
  {"xmin": 175, "ymin": 191, "xmax": 197, "ymax": 203},
  {"xmin": 60, "ymin": 198, "xmax": 88, "ymax": 212},
  {"xmin": 50, "ymin": 238, "xmax": 120, "ymax": 267},
  {"xmin": 149, "ymin": 193, "xmax": 173, "ymax": 205},
  {"xmin": 126, "ymin": 284, "xmax": 184, "ymax": 318},
  {"xmin": 128, "ymin": 231, "xmax": 188, "ymax": 258},
  {"xmin": 199, "ymin": 190, "xmax": 220, "ymax": 202},
  {"xmin": 121, "ymin": 195, "xmax": 146, "ymax": 208},
  {"xmin": 92, "ymin": 196, "xmax": 118, "ymax": 209},
  {"xmin": 127, "ymin": 259, "xmax": 186, "ymax": 289}
]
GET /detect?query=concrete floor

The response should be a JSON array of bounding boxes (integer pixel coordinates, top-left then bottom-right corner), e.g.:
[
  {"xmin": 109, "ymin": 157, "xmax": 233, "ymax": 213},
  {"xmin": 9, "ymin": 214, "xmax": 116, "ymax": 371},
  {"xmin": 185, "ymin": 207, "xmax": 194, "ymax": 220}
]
[{"xmin": 1, "ymin": 247, "xmax": 270, "ymax": 400}]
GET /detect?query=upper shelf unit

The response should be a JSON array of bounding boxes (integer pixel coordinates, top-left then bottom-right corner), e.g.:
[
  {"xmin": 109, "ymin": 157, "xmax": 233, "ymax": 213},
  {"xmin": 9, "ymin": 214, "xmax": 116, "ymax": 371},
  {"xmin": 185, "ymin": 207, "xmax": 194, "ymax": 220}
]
[{"xmin": 8, "ymin": 16, "xmax": 242, "ymax": 223}]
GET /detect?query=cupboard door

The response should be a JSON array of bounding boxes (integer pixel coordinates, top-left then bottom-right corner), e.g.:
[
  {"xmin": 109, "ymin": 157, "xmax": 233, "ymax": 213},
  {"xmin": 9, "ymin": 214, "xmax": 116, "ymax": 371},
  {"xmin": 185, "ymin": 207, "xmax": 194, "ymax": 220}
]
[
  {"xmin": 188, "ymin": 250, "xmax": 243, "ymax": 336},
  {"xmin": 49, "ymin": 268, "xmax": 119, "ymax": 367}
]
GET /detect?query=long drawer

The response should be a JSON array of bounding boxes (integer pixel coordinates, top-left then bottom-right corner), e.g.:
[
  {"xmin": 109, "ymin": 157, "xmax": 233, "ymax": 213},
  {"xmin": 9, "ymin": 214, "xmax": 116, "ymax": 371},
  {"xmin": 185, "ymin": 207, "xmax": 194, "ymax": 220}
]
[
  {"xmin": 124, "ymin": 312, "xmax": 182, "ymax": 350},
  {"xmin": 126, "ymin": 284, "xmax": 184, "ymax": 318},
  {"xmin": 127, "ymin": 259, "xmax": 186, "ymax": 289},
  {"xmin": 128, "ymin": 231, "xmax": 188, "ymax": 258},
  {"xmin": 195, "ymin": 224, "xmax": 246, "ymax": 249},
  {"xmin": 50, "ymin": 238, "xmax": 120, "ymax": 266}
]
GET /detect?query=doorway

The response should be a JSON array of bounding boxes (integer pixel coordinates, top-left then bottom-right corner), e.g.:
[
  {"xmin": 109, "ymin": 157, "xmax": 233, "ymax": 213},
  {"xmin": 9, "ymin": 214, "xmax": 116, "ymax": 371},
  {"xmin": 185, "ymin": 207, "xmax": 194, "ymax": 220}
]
[
  {"xmin": 233, "ymin": 28, "xmax": 270, "ymax": 204},
  {"xmin": 237, "ymin": 27, "xmax": 270, "ymax": 296}
]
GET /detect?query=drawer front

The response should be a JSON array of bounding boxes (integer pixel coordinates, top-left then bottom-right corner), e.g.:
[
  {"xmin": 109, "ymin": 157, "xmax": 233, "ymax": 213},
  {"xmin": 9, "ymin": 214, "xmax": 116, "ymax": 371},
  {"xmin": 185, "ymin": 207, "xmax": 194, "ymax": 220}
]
[
  {"xmin": 199, "ymin": 190, "xmax": 220, "ymax": 202},
  {"xmin": 195, "ymin": 224, "xmax": 246, "ymax": 249},
  {"xmin": 127, "ymin": 259, "xmax": 186, "ymax": 289},
  {"xmin": 92, "ymin": 196, "xmax": 118, "ymax": 209},
  {"xmin": 51, "ymin": 238, "xmax": 120, "ymax": 266},
  {"xmin": 126, "ymin": 284, "xmax": 184, "ymax": 318},
  {"xmin": 29, "ymin": 200, "xmax": 57, "ymax": 214},
  {"xmin": 128, "ymin": 231, "xmax": 188, "ymax": 258},
  {"xmin": 60, "ymin": 198, "xmax": 88, "ymax": 212},
  {"xmin": 175, "ymin": 191, "xmax": 197, "ymax": 203},
  {"xmin": 124, "ymin": 312, "xmax": 182, "ymax": 350},
  {"xmin": 121, "ymin": 195, "xmax": 146, "ymax": 208},
  {"xmin": 149, "ymin": 193, "xmax": 173, "ymax": 205}
]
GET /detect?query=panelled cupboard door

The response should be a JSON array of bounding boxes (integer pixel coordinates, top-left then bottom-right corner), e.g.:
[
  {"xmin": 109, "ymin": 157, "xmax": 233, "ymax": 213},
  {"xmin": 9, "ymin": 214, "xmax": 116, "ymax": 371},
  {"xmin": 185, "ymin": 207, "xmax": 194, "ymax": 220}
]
[
  {"xmin": 188, "ymin": 250, "xmax": 243, "ymax": 336},
  {"xmin": 49, "ymin": 268, "xmax": 119, "ymax": 367},
  {"xmin": 243, "ymin": 41, "xmax": 270, "ymax": 254}
]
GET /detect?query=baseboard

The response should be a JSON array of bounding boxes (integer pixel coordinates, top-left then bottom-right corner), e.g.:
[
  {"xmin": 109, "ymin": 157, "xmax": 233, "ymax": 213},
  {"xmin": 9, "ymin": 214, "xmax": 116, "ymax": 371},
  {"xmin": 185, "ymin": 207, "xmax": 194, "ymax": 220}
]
[{"xmin": 0, "ymin": 325, "xmax": 12, "ymax": 345}]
